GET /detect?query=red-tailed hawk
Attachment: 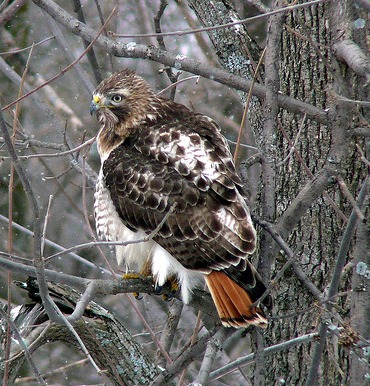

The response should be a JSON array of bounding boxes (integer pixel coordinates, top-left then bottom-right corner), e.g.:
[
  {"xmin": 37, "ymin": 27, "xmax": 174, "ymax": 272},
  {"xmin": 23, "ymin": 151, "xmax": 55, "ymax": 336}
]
[{"xmin": 90, "ymin": 69, "xmax": 271, "ymax": 328}]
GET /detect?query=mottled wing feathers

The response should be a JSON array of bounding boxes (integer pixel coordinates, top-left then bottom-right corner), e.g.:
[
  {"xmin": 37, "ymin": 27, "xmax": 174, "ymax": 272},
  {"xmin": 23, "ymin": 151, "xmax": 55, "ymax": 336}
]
[
  {"xmin": 93, "ymin": 70, "xmax": 272, "ymax": 327},
  {"xmin": 103, "ymin": 103, "xmax": 257, "ymax": 274}
]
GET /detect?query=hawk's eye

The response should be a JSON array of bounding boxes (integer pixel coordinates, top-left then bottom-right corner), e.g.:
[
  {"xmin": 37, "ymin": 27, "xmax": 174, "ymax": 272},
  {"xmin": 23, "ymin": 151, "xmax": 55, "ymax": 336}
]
[{"xmin": 112, "ymin": 94, "xmax": 123, "ymax": 103}]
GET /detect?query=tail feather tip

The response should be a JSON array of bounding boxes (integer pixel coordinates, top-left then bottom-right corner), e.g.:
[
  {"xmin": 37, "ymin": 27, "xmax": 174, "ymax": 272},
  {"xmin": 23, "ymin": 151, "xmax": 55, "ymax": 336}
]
[{"xmin": 205, "ymin": 270, "xmax": 269, "ymax": 329}]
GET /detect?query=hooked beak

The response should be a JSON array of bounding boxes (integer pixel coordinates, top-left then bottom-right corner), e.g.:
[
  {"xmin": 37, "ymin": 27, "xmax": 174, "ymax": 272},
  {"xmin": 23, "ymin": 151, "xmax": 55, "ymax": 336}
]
[{"xmin": 90, "ymin": 95, "xmax": 101, "ymax": 115}]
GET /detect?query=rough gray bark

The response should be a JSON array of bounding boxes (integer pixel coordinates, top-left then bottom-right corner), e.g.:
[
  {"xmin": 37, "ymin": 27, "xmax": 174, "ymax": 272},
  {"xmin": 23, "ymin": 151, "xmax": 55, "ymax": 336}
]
[
  {"xmin": 188, "ymin": 0, "xmax": 264, "ymax": 81},
  {"xmin": 349, "ymin": 213, "xmax": 370, "ymax": 386},
  {"xmin": 266, "ymin": 1, "xmax": 369, "ymax": 385},
  {"xmin": 189, "ymin": 0, "xmax": 369, "ymax": 385}
]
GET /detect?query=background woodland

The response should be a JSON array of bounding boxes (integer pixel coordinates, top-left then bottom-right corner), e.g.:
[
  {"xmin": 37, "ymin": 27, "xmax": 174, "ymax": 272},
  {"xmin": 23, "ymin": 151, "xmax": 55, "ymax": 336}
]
[{"xmin": 0, "ymin": 0, "xmax": 369, "ymax": 385}]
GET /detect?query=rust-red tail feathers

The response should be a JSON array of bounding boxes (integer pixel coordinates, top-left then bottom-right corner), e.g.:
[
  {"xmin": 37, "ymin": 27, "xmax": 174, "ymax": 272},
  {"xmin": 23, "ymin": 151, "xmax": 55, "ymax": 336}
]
[{"xmin": 205, "ymin": 270, "xmax": 269, "ymax": 328}]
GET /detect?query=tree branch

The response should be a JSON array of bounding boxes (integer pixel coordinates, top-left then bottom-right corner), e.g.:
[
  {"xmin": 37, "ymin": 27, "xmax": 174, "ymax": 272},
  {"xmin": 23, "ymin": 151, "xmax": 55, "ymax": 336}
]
[
  {"xmin": 275, "ymin": 166, "xmax": 338, "ymax": 240},
  {"xmin": 0, "ymin": 255, "xmax": 219, "ymax": 322},
  {"xmin": 71, "ymin": 0, "xmax": 102, "ymax": 84},
  {"xmin": 0, "ymin": 0, "xmax": 28, "ymax": 26},
  {"xmin": 209, "ymin": 329, "xmax": 343, "ymax": 381},
  {"xmin": 0, "ymin": 306, "xmax": 46, "ymax": 385},
  {"xmin": 334, "ymin": 39, "xmax": 370, "ymax": 85},
  {"xmin": 2, "ymin": 281, "xmax": 160, "ymax": 385},
  {"xmin": 28, "ymin": 0, "xmax": 328, "ymax": 124}
]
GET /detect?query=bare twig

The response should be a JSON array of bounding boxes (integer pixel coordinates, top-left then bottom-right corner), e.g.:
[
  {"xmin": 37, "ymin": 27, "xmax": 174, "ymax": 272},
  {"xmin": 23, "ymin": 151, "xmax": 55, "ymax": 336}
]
[
  {"xmin": 0, "ymin": 56, "xmax": 56, "ymax": 121},
  {"xmin": 41, "ymin": 195, "xmax": 53, "ymax": 256},
  {"xmin": 0, "ymin": 36, "xmax": 55, "ymax": 55},
  {"xmin": 0, "ymin": 307, "xmax": 46, "ymax": 385},
  {"xmin": 15, "ymin": 358, "xmax": 89, "ymax": 384},
  {"xmin": 111, "ymin": 0, "xmax": 325, "ymax": 39},
  {"xmin": 2, "ymin": 3, "xmax": 117, "ymax": 111},
  {"xmin": 276, "ymin": 114, "xmax": 306, "ymax": 167},
  {"xmin": 154, "ymin": 0, "xmax": 180, "ymax": 96},
  {"xmin": 71, "ymin": 0, "xmax": 102, "ymax": 84},
  {"xmin": 156, "ymin": 75, "xmax": 200, "ymax": 96},
  {"xmin": 126, "ymin": 294, "xmax": 173, "ymax": 365},
  {"xmin": 17, "ymin": 136, "xmax": 96, "ymax": 159},
  {"xmin": 0, "ymin": 0, "xmax": 28, "ymax": 26},
  {"xmin": 28, "ymin": 0, "xmax": 329, "ymax": 124},
  {"xmin": 337, "ymin": 175, "xmax": 365, "ymax": 221},
  {"xmin": 45, "ymin": 14, "xmax": 95, "ymax": 93},
  {"xmin": 209, "ymin": 329, "xmax": 343, "ymax": 381},
  {"xmin": 93, "ymin": 0, "xmax": 115, "ymax": 72},
  {"xmin": 0, "ymin": 214, "xmax": 110, "ymax": 274},
  {"xmin": 233, "ymin": 47, "xmax": 266, "ymax": 162}
]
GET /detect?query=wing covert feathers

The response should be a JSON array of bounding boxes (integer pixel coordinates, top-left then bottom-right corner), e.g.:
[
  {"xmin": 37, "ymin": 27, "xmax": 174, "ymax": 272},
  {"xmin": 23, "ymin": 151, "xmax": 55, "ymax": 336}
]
[{"xmin": 205, "ymin": 271, "xmax": 268, "ymax": 328}]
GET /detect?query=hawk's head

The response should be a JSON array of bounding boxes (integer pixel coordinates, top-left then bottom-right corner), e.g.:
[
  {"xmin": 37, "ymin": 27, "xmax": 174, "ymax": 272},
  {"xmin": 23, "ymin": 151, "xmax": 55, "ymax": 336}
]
[
  {"xmin": 90, "ymin": 69, "xmax": 157, "ymax": 160},
  {"xmin": 90, "ymin": 69, "xmax": 156, "ymax": 126}
]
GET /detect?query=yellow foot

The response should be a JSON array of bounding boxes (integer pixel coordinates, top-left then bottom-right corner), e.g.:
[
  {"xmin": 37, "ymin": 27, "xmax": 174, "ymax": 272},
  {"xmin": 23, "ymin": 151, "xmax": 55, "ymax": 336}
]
[
  {"xmin": 121, "ymin": 272, "xmax": 151, "ymax": 300},
  {"xmin": 168, "ymin": 276, "xmax": 179, "ymax": 293},
  {"xmin": 122, "ymin": 272, "xmax": 141, "ymax": 280},
  {"xmin": 121, "ymin": 272, "xmax": 180, "ymax": 301}
]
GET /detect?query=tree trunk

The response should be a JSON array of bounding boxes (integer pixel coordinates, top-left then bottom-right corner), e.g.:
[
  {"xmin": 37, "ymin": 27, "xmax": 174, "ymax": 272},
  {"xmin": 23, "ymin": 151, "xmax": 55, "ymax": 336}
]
[
  {"xmin": 188, "ymin": 0, "xmax": 369, "ymax": 384},
  {"xmin": 266, "ymin": 1, "xmax": 369, "ymax": 385}
]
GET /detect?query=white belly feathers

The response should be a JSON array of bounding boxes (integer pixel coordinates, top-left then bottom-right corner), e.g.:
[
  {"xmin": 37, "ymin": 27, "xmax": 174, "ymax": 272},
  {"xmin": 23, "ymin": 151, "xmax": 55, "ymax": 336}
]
[{"xmin": 94, "ymin": 169, "xmax": 201, "ymax": 303}]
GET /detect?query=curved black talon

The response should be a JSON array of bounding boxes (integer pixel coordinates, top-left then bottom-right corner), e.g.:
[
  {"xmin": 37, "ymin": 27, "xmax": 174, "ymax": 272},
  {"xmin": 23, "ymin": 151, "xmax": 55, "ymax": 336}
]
[
  {"xmin": 161, "ymin": 293, "xmax": 174, "ymax": 302},
  {"xmin": 154, "ymin": 285, "xmax": 164, "ymax": 296},
  {"xmin": 153, "ymin": 278, "xmax": 179, "ymax": 301}
]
